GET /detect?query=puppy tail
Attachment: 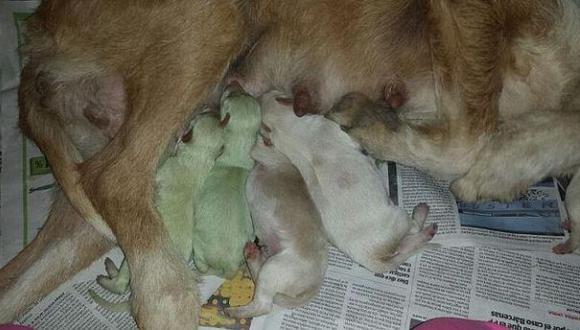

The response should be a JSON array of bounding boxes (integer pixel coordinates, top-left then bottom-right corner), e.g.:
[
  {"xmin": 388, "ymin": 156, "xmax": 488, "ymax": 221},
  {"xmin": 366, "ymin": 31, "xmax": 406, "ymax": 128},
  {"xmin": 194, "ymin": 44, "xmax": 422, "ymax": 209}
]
[{"xmin": 272, "ymin": 286, "xmax": 319, "ymax": 309}]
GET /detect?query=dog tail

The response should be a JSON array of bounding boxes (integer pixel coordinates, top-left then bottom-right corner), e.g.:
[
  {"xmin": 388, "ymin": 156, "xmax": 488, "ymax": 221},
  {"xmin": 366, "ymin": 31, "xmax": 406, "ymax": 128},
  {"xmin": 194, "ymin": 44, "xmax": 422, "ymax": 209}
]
[
  {"xmin": 273, "ymin": 286, "xmax": 319, "ymax": 309},
  {"xmin": 18, "ymin": 62, "xmax": 115, "ymax": 241}
]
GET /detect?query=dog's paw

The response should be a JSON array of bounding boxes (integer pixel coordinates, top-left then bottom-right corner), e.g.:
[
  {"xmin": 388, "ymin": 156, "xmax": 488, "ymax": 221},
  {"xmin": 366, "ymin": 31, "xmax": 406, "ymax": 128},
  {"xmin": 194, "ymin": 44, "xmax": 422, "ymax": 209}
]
[
  {"xmin": 553, "ymin": 220, "xmax": 580, "ymax": 254},
  {"xmin": 449, "ymin": 176, "xmax": 480, "ymax": 202},
  {"xmin": 451, "ymin": 174, "xmax": 528, "ymax": 203},
  {"xmin": 326, "ymin": 92, "xmax": 375, "ymax": 130}
]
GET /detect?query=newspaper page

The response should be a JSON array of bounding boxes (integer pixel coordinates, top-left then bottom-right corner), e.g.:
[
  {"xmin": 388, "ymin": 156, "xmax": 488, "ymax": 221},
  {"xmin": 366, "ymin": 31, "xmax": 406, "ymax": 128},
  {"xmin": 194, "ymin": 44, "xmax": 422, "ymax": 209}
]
[
  {"xmin": 395, "ymin": 164, "xmax": 570, "ymax": 252},
  {"xmin": 1, "ymin": 1, "xmax": 579, "ymax": 330},
  {"xmin": 1, "ymin": 0, "xmax": 52, "ymax": 266}
]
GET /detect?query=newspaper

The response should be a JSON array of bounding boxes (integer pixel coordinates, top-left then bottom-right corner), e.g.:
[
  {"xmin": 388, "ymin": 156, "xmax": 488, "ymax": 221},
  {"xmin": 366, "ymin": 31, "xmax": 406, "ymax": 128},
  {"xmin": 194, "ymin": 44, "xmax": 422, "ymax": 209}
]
[{"xmin": 1, "ymin": 1, "xmax": 579, "ymax": 329}]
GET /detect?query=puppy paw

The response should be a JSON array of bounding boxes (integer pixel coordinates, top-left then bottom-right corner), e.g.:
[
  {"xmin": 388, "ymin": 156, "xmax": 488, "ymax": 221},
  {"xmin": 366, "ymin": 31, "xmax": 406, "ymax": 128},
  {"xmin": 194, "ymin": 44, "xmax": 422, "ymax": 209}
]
[
  {"xmin": 96, "ymin": 258, "xmax": 130, "ymax": 294},
  {"xmin": 224, "ymin": 304, "xmax": 268, "ymax": 319},
  {"xmin": 223, "ymin": 306, "xmax": 247, "ymax": 319},
  {"xmin": 552, "ymin": 237, "xmax": 580, "ymax": 254}
]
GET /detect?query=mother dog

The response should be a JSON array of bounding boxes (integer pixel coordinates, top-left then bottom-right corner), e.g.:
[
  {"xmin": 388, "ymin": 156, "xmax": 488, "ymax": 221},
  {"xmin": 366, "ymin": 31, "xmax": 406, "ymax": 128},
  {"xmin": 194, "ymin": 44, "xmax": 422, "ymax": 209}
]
[{"xmin": 2, "ymin": 0, "xmax": 580, "ymax": 328}]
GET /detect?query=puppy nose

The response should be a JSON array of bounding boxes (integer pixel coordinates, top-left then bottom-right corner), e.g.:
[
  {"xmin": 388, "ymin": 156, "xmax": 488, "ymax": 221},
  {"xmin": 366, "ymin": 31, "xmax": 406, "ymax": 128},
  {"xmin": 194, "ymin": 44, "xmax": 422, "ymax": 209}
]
[{"xmin": 294, "ymin": 107, "xmax": 307, "ymax": 117}]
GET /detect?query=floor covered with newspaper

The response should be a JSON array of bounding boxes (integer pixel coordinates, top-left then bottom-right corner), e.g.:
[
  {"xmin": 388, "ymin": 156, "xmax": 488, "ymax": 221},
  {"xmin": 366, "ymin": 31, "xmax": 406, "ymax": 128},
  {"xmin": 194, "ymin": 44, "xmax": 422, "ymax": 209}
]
[{"xmin": 2, "ymin": 1, "xmax": 579, "ymax": 330}]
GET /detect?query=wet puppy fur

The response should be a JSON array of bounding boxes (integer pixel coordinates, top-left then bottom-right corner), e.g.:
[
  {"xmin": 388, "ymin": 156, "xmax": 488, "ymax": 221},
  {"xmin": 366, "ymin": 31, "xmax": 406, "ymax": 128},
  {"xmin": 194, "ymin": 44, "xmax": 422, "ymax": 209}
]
[
  {"xmin": 225, "ymin": 139, "xmax": 328, "ymax": 318},
  {"xmin": 3, "ymin": 0, "xmax": 580, "ymax": 328}
]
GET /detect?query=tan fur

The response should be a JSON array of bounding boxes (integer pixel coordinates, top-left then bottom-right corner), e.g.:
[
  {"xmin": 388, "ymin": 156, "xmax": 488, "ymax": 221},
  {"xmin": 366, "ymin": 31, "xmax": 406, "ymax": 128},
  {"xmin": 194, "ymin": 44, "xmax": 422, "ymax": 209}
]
[
  {"xmin": 3, "ymin": 0, "xmax": 580, "ymax": 328},
  {"xmin": 11, "ymin": 1, "xmax": 249, "ymax": 328}
]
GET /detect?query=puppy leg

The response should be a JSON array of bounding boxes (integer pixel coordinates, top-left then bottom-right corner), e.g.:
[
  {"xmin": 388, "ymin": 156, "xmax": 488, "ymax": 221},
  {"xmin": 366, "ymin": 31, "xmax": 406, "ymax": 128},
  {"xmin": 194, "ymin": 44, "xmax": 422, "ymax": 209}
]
[
  {"xmin": 553, "ymin": 168, "xmax": 580, "ymax": 254},
  {"xmin": 0, "ymin": 192, "xmax": 113, "ymax": 322},
  {"xmin": 243, "ymin": 242, "xmax": 267, "ymax": 280},
  {"xmin": 224, "ymin": 287, "xmax": 274, "ymax": 319},
  {"xmin": 450, "ymin": 111, "xmax": 580, "ymax": 202},
  {"xmin": 225, "ymin": 255, "xmax": 281, "ymax": 319}
]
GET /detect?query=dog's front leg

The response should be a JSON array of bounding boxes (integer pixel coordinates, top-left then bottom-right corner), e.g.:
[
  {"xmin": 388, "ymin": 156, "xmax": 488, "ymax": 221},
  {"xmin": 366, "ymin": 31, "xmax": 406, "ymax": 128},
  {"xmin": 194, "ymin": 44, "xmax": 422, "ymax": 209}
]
[
  {"xmin": 0, "ymin": 191, "xmax": 113, "ymax": 323},
  {"xmin": 327, "ymin": 92, "xmax": 484, "ymax": 178},
  {"xmin": 78, "ymin": 91, "xmax": 199, "ymax": 329},
  {"xmin": 77, "ymin": 37, "xmax": 247, "ymax": 330},
  {"xmin": 450, "ymin": 111, "xmax": 580, "ymax": 202}
]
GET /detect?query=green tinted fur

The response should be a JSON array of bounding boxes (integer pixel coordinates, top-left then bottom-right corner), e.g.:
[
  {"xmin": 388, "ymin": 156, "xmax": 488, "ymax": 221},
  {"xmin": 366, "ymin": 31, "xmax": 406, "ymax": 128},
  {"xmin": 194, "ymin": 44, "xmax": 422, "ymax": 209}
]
[
  {"xmin": 95, "ymin": 114, "xmax": 225, "ymax": 295},
  {"xmin": 94, "ymin": 88, "xmax": 260, "ymax": 301},
  {"xmin": 192, "ymin": 88, "xmax": 261, "ymax": 278}
]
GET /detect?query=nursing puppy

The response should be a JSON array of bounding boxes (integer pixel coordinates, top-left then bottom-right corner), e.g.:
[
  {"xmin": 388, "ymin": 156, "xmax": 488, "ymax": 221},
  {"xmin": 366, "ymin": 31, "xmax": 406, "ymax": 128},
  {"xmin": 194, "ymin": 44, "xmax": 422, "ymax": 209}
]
[
  {"xmin": 260, "ymin": 91, "xmax": 437, "ymax": 273},
  {"xmin": 7, "ymin": 1, "xmax": 580, "ymax": 327},
  {"xmin": 329, "ymin": 92, "xmax": 580, "ymax": 254},
  {"xmin": 225, "ymin": 138, "xmax": 328, "ymax": 318},
  {"xmin": 191, "ymin": 84, "xmax": 260, "ymax": 278}
]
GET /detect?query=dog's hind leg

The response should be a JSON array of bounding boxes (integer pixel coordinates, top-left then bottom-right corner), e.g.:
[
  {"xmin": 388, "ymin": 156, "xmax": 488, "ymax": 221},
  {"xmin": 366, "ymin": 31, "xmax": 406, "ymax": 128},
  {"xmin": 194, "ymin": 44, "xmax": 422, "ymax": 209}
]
[
  {"xmin": 0, "ymin": 191, "xmax": 113, "ymax": 323},
  {"xmin": 450, "ymin": 111, "xmax": 580, "ymax": 202},
  {"xmin": 75, "ymin": 14, "xmax": 248, "ymax": 330},
  {"xmin": 18, "ymin": 1, "xmax": 248, "ymax": 327},
  {"xmin": 554, "ymin": 167, "xmax": 580, "ymax": 254}
]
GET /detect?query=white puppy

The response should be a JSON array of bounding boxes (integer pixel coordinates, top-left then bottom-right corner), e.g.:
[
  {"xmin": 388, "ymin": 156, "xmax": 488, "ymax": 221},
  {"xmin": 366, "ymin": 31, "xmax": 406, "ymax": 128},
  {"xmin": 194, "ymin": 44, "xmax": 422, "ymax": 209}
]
[
  {"xmin": 260, "ymin": 91, "xmax": 437, "ymax": 273},
  {"xmin": 225, "ymin": 138, "xmax": 328, "ymax": 318}
]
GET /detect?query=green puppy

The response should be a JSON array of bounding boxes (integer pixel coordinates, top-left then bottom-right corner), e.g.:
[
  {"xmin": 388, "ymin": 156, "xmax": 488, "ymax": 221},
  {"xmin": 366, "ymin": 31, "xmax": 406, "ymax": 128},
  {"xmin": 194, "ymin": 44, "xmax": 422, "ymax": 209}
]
[
  {"xmin": 95, "ymin": 113, "xmax": 225, "ymax": 295},
  {"xmin": 192, "ymin": 83, "xmax": 261, "ymax": 279}
]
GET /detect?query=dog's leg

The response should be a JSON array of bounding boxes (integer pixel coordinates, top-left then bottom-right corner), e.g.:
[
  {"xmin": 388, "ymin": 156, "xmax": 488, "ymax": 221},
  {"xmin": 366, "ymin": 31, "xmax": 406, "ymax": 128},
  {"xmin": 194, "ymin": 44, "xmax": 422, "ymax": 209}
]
[
  {"xmin": 0, "ymin": 191, "xmax": 113, "ymax": 323},
  {"xmin": 328, "ymin": 1, "xmax": 543, "ymax": 179},
  {"xmin": 450, "ymin": 111, "xmax": 580, "ymax": 202},
  {"xmin": 327, "ymin": 93, "xmax": 482, "ymax": 178},
  {"xmin": 17, "ymin": 1, "xmax": 248, "ymax": 326},
  {"xmin": 76, "ymin": 33, "xmax": 247, "ymax": 330},
  {"xmin": 554, "ymin": 168, "xmax": 580, "ymax": 254}
]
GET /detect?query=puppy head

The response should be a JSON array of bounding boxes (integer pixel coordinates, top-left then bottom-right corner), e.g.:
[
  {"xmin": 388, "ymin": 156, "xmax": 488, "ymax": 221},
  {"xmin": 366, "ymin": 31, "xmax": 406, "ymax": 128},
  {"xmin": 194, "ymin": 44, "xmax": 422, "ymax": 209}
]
[
  {"xmin": 220, "ymin": 93, "xmax": 262, "ymax": 136},
  {"xmin": 188, "ymin": 114, "xmax": 225, "ymax": 152},
  {"xmin": 259, "ymin": 90, "xmax": 296, "ymax": 127}
]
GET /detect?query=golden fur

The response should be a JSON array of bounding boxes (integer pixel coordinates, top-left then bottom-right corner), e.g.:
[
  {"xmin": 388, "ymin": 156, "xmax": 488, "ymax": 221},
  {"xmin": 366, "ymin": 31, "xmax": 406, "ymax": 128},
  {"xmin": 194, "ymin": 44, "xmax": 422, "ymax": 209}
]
[{"xmin": 2, "ymin": 0, "xmax": 579, "ymax": 328}]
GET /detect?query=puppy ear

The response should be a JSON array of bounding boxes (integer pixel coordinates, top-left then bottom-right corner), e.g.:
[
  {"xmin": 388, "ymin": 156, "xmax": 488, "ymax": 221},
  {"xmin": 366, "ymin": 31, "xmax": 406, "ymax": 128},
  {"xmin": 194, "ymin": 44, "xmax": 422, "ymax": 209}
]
[{"xmin": 219, "ymin": 112, "xmax": 231, "ymax": 128}]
